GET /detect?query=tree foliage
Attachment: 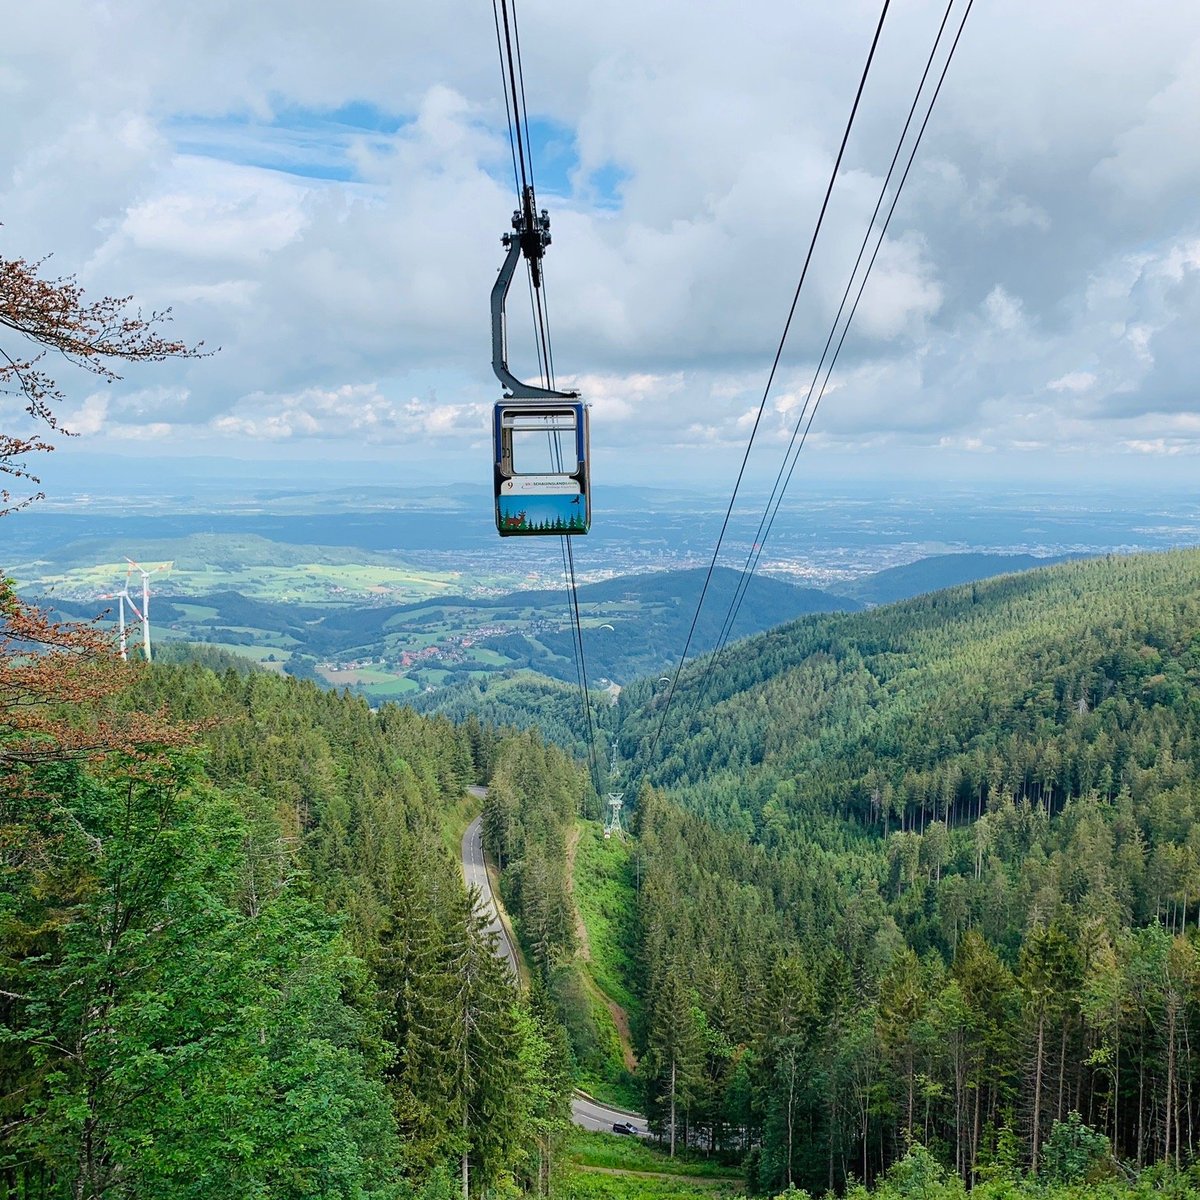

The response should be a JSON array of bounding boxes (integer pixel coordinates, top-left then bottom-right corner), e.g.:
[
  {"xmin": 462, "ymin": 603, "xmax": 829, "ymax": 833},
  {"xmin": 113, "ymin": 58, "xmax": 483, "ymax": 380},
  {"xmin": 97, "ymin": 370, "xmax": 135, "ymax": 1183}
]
[
  {"xmin": 0, "ymin": 249, "xmax": 206, "ymax": 511},
  {"xmin": 619, "ymin": 551, "xmax": 1200, "ymax": 1190},
  {"xmin": 2, "ymin": 633, "xmax": 572, "ymax": 1195}
]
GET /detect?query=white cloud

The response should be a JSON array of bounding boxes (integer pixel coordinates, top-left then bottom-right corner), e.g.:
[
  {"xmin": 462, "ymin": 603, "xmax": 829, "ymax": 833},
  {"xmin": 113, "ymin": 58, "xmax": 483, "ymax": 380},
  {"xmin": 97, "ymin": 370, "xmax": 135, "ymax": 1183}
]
[
  {"xmin": 63, "ymin": 394, "xmax": 108, "ymax": 437},
  {"xmin": 207, "ymin": 383, "xmax": 490, "ymax": 444},
  {"xmin": 3, "ymin": 0, "xmax": 1200, "ymax": 481},
  {"xmin": 1048, "ymin": 372, "xmax": 1096, "ymax": 394}
]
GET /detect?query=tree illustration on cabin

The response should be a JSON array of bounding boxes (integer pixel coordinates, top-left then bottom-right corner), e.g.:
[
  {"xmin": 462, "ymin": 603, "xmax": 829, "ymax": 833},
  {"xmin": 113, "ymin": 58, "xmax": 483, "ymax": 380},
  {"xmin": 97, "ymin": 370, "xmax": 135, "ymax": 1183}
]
[{"xmin": 498, "ymin": 493, "xmax": 585, "ymax": 532}]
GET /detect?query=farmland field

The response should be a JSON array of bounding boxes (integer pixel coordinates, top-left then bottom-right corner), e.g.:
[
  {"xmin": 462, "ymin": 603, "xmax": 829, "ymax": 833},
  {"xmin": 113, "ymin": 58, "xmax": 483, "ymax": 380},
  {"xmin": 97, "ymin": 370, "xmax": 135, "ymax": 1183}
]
[{"xmin": 14, "ymin": 481, "xmax": 1198, "ymax": 711}]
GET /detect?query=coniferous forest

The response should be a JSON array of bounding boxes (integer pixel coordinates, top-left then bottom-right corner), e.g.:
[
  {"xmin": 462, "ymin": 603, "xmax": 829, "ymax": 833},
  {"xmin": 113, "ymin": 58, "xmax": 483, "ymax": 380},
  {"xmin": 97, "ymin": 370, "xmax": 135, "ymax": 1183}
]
[
  {"xmin": 615, "ymin": 550, "xmax": 1200, "ymax": 1192},
  {"xmin": 1, "ymin": 594, "xmax": 571, "ymax": 1199},
  {"xmin": 7, "ymin": 547, "xmax": 1200, "ymax": 1199}
]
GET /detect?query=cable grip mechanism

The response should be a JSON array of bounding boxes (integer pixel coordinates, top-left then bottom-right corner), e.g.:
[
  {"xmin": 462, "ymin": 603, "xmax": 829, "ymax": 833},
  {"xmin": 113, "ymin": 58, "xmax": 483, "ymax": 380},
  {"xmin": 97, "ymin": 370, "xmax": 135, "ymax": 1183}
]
[{"xmin": 491, "ymin": 186, "xmax": 578, "ymax": 400}]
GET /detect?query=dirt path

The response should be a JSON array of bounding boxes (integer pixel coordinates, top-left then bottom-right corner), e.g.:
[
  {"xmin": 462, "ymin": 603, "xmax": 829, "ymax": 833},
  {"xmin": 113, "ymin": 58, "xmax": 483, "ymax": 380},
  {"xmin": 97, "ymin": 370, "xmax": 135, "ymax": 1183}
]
[{"xmin": 567, "ymin": 823, "xmax": 638, "ymax": 1072}]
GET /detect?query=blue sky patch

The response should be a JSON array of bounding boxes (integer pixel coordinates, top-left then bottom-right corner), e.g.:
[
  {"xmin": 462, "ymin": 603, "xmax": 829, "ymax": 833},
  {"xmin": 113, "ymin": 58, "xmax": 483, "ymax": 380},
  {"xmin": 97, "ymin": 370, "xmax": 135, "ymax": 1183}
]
[
  {"xmin": 167, "ymin": 102, "xmax": 411, "ymax": 183},
  {"xmin": 495, "ymin": 117, "xmax": 627, "ymax": 210},
  {"xmin": 168, "ymin": 103, "xmax": 627, "ymax": 209}
]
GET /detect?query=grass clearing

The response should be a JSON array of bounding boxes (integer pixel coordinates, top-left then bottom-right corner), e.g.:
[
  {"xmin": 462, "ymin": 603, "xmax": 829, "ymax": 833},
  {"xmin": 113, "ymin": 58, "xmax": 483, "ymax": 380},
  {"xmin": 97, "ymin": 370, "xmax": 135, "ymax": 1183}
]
[
  {"xmin": 574, "ymin": 822, "xmax": 642, "ymax": 1023},
  {"xmin": 319, "ymin": 665, "xmax": 398, "ymax": 686},
  {"xmin": 415, "ymin": 668, "xmax": 452, "ymax": 685},
  {"xmin": 566, "ymin": 1130, "xmax": 744, "ymax": 1182},
  {"xmin": 572, "ymin": 989, "xmax": 640, "ymax": 1112},
  {"xmin": 468, "ymin": 647, "xmax": 508, "ymax": 665},
  {"xmin": 559, "ymin": 1171, "xmax": 745, "ymax": 1199},
  {"xmin": 564, "ymin": 821, "xmax": 644, "ymax": 1109},
  {"xmin": 354, "ymin": 678, "xmax": 420, "ymax": 701}
]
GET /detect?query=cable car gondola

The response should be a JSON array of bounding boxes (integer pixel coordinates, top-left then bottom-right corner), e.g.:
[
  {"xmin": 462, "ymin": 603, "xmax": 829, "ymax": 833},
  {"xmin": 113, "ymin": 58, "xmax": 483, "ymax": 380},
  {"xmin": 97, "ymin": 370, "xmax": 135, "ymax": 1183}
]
[
  {"xmin": 490, "ymin": 187, "xmax": 590, "ymax": 537},
  {"xmin": 494, "ymin": 401, "xmax": 589, "ymax": 535}
]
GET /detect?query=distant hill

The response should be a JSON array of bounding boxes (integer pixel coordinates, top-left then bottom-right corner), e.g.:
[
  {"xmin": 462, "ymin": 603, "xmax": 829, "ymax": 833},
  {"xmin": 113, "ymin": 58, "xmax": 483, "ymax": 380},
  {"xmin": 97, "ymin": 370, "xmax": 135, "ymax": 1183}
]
[
  {"xmin": 31, "ymin": 564, "xmax": 855, "ymax": 704},
  {"xmin": 407, "ymin": 567, "xmax": 856, "ymax": 731},
  {"xmin": 36, "ymin": 552, "xmax": 1124, "ymax": 720},
  {"xmin": 494, "ymin": 566, "xmax": 858, "ymax": 684},
  {"xmin": 619, "ymin": 548, "xmax": 1200, "ymax": 833},
  {"xmin": 834, "ymin": 551, "xmax": 1073, "ymax": 607}
]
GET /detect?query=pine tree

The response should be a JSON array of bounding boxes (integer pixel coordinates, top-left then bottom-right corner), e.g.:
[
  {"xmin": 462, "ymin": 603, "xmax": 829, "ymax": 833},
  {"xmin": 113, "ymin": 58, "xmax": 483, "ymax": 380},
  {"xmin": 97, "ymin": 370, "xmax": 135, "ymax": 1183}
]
[{"xmin": 643, "ymin": 962, "xmax": 704, "ymax": 1156}]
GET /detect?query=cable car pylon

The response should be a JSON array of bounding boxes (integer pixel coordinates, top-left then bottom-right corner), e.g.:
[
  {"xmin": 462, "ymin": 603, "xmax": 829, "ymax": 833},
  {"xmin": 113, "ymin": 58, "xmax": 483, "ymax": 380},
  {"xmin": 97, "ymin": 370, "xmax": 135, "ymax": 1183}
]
[{"xmin": 603, "ymin": 740, "xmax": 625, "ymax": 839}]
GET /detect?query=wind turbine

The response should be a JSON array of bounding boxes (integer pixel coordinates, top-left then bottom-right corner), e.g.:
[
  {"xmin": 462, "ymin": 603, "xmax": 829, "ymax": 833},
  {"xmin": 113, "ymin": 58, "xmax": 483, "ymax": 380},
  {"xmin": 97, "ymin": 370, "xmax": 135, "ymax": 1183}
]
[
  {"xmin": 98, "ymin": 588, "xmax": 130, "ymax": 661},
  {"xmin": 124, "ymin": 558, "xmax": 172, "ymax": 662}
]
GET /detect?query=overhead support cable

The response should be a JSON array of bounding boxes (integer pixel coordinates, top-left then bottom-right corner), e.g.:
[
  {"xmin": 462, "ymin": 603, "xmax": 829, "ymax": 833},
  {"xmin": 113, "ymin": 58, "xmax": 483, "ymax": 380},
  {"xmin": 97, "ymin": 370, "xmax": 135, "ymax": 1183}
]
[
  {"xmin": 649, "ymin": 0, "xmax": 892, "ymax": 756},
  {"xmin": 493, "ymin": 0, "xmax": 603, "ymax": 797},
  {"xmin": 491, "ymin": 0, "xmax": 522, "ymax": 196},
  {"xmin": 497, "ymin": 0, "xmax": 530, "ymax": 195},
  {"xmin": 690, "ymin": 0, "xmax": 974, "ymax": 714}
]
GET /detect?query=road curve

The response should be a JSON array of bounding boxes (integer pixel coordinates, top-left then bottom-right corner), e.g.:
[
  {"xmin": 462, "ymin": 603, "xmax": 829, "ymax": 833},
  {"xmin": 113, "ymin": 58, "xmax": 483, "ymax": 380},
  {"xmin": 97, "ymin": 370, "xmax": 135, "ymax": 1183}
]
[
  {"xmin": 570, "ymin": 1091, "xmax": 646, "ymax": 1135},
  {"xmin": 461, "ymin": 812, "xmax": 518, "ymax": 979},
  {"xmin": 459, "ymin": 791, "xmax": 648, "ymax": 1135}
]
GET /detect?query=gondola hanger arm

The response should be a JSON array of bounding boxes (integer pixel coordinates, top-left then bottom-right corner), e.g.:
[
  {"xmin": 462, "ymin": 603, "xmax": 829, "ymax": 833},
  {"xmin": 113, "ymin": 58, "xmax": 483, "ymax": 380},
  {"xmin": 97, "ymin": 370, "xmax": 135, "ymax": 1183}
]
[{"xmin": 491, "ymin": 186, "xmax": 579, "ymax": 400}]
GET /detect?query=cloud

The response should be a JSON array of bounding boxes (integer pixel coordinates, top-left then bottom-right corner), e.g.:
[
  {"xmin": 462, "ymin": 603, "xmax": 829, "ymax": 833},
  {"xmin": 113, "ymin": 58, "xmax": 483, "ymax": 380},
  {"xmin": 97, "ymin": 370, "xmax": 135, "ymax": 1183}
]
[
  {"xmin": 1048, "ymin": 372, "xmax": 1096, "ymax": 395},
  {"xmin": 62, "ymin": 394, "xmax": 108, "ymax": 437},
  {"xmin": 209, "ymin": 383, "xmax": 489, "ymax": 444},
  {"xmin": 3, "ymin": 0, "xmax": 1200, "ymax": 482}
]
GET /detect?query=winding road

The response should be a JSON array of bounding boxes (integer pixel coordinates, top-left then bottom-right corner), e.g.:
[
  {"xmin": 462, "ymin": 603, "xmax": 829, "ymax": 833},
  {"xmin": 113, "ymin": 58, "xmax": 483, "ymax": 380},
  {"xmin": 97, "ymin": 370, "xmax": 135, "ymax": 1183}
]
[
  {"xmin": 461, "ymin": 810, "xmax": 519, "ymax": 980},
  {"xmin": 459, "ymin": 796, "xmax": 647, "ymax": 1135}
]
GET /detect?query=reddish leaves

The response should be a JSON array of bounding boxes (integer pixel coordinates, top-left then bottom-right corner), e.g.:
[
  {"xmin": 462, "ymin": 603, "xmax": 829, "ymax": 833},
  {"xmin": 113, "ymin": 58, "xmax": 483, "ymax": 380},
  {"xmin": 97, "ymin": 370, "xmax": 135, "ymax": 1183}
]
[
  {"xmin": 0, "ymin": 251, "xmax": 209, "ymax": 513},
  {"xmin": 0, "ymin": 579, "xmax": 192, "ymax": 790}
]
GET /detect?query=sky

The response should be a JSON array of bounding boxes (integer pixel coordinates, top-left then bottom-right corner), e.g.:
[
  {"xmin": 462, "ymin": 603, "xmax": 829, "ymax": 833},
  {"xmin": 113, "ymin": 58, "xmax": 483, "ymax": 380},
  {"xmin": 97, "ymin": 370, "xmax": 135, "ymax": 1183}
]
[{"xmin": 3, "ymin": 0, "xmax": 1200, "ymax": 492}]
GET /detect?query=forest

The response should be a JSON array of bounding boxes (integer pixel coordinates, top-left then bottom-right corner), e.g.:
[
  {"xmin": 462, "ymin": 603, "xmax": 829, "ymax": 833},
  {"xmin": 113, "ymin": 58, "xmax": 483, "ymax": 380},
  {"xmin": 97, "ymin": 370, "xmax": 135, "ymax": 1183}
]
[
  {"xmin": 7, "ymin": 547, "xmax": 1200, "ymax": 1199},
  {"xmin": 610, "ymin": 550, "xmax": 1200, "ymax": 1192},
  {"xmin": 0, "ymin": 585, "xmax": 573, "ymax": 1199}
]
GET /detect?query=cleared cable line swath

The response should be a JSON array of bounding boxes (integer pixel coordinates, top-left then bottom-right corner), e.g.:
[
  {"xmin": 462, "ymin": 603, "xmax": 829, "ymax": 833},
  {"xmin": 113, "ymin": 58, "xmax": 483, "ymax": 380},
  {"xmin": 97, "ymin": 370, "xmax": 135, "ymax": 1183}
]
[
  {"xmin": 650, "ymin": 0, "xmax": 891, "ymax": 755},
  {"xmin": 690, "ymin": 0, "xmax": 974, "ymax": 714}
]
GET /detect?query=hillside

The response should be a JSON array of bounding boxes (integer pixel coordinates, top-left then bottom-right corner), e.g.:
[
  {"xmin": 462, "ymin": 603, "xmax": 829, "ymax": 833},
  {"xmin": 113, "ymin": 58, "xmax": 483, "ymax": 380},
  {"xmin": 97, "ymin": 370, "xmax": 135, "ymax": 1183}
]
[
  {"xmin": 623, "ymin": 549, "xmax": 1200, "ymax": 833},
  {"xmin": 0, "ymin": 616, "xmax": 580, "ymax": 1197},
  {"xmin": 836, "ymin": 550, "xmax": 1071, "ymax": 606},
  {"xmin": 613, "ymin": 549, "xmax": 1200, "ymax": 1191}
]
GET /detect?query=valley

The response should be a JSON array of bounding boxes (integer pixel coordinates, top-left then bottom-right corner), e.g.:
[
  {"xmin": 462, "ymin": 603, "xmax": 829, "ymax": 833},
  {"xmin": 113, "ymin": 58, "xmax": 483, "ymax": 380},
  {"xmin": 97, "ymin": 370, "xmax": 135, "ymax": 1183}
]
[
  {"xmin": 11, "ymin": 481, "xmax": 1197, "ymax": 713},
  {"xmin": 9, "ymin": 517, "xmax": 1200, "ymax": 1196},
  {"xmin": 8, "ymin": 478, "xmax": 1200, "ymax": 1197}
]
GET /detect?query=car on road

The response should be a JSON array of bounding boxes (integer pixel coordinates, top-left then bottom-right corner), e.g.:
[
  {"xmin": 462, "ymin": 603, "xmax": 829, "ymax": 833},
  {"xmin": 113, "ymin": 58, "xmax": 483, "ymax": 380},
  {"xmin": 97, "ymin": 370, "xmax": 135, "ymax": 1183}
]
[{"xmin": 611, "ymin": 1121, "xmax": 640, "ymax": 1136}]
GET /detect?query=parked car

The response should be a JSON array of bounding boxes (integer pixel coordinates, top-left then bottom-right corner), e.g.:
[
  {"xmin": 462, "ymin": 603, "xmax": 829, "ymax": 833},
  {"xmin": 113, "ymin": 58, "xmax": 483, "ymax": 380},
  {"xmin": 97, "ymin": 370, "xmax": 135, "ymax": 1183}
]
[{"xmin": 611, "ymin": 1121, "xmax": 640, "ymax": 1136}]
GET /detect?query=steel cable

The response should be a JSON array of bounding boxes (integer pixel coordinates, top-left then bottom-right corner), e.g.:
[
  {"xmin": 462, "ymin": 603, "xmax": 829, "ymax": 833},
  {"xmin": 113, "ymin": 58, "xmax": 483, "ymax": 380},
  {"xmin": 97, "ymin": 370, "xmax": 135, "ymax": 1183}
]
[
  {"xmin": 689, "ymin": 0, "xmax": 972, "ymax": 718},
  {"xmin": 649, "ymin": 0, "xmax": 892, "ymax": 757}
]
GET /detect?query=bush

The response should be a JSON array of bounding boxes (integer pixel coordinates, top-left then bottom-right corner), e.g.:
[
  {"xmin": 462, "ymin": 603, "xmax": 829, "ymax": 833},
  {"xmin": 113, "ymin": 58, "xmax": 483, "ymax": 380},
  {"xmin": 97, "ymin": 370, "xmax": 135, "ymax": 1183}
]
[
  {"xmin": 772, "ymin": 1187, "xmax": 813, "ymax": 1200},
  {"xmin": 1040, "ymin": 1111, "xmax": 1113, "ymax": 1185},
  {"xmin": 882, "ymin": 1143, "xmax": 963, "ymax": 1200}
]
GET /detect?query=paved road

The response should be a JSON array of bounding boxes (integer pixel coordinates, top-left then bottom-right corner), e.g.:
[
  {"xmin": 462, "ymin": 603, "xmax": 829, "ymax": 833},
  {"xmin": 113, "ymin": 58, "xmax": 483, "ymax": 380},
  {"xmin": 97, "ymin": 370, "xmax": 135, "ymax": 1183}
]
[
  {"xmin": 570, "ymin": 1091, "xmax": 646, "ymax": 1135},
  {"xmin": 459, "ymin": 794, "xmax": 648, "ymax": 1135},
  {"xmin": 461, "ymin": 813, "xmax": 518, "ymax": 979}
]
